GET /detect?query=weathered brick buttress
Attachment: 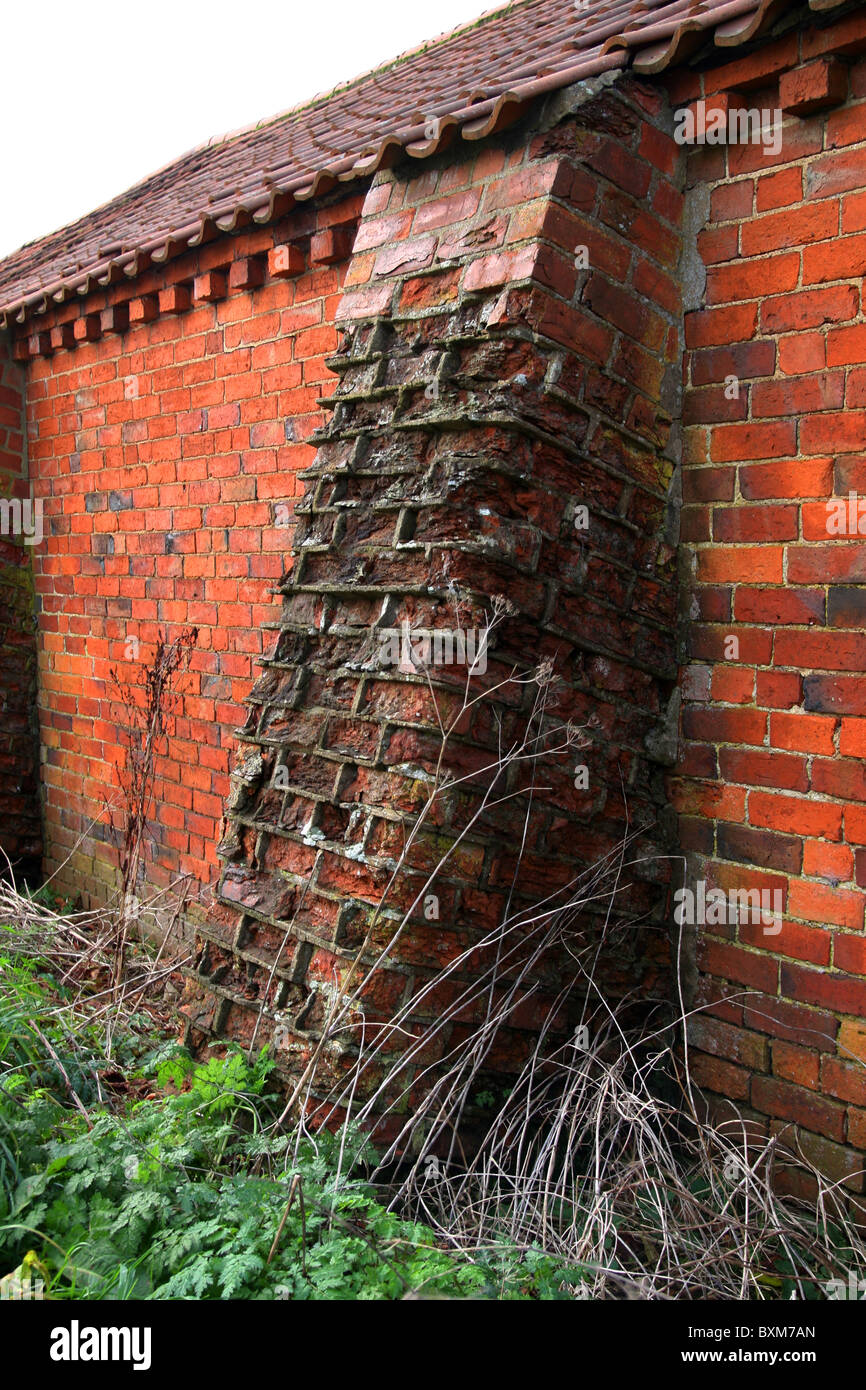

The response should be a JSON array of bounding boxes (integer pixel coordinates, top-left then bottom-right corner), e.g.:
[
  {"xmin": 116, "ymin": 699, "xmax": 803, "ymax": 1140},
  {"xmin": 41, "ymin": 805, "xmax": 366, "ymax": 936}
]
[{"xmin": 180, "ymin": 80, "xmax": 686, "ymax": 1119}]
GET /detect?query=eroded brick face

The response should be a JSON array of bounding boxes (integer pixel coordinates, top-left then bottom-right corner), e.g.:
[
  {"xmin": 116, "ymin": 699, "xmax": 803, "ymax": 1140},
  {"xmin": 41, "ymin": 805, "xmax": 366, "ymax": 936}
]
[
  {"xmin": 179, "ymin": 84, "xmax": 686, "ymax": 1126},
  {"xmin": 671, "ymin": 15, "xmax": 866, "ymax": 1190}
]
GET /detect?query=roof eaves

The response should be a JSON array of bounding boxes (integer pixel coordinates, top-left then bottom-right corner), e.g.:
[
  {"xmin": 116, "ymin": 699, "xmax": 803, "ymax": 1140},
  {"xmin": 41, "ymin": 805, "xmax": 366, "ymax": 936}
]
[{"xmin": 0, "ymin": 0, "xmax": 854, "ymax": 328}]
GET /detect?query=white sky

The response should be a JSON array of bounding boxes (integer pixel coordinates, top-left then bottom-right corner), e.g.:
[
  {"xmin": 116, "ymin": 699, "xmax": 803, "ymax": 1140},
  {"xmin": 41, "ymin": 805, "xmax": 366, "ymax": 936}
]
[{"xmin": 1, "ymin": 0, "xmax": 505, "ymax": 261}]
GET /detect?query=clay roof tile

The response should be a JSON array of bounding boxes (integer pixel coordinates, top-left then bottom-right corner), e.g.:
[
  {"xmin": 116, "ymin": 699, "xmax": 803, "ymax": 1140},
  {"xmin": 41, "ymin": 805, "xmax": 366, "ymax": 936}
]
[{"xmin": 0, "ymin": 0, "xmax": 850, "ymax": 324}]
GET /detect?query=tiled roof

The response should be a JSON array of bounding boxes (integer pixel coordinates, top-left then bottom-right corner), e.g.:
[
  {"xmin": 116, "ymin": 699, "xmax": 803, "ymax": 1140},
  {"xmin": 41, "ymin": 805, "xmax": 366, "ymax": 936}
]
[{"xmin": 0, "ymin": 0, "xmax": 850, "ymax": 326}]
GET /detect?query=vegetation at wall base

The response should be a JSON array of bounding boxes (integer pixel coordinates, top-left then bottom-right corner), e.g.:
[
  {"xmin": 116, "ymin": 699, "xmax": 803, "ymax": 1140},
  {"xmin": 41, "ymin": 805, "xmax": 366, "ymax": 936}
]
[
  {"xmin": 1, "ymin": 880, "xmax": 865, "ymax": 1302},
  {"xmin": 0, "ymin": 909, "xmax": 578, "ymax": 1301}
]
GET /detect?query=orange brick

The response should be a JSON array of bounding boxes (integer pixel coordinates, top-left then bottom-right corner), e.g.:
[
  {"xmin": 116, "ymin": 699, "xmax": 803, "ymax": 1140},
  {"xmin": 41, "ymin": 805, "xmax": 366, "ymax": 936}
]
[
  {"xmin": 129, "ymin": 295, "xmax": 157, "ymax": 324},
  {"xmin": 750, "ymin": 791, "xmax": 843, "ymax": 842},
  {"xmin": 193, "ymin": 272, "xmax": 227, "ymax": 304},
  {"xmin": 711, "ymin": 665, "xmax": 754, "ymax": 704},
  {"xmin": 788, "ymin": 880, "xmax": 864, "ymax": 931},
  {"xmin": 159, "ymin": 286, "xmax": 190, "ymax": 315},
  {"xmin": 268, "ymin": 244, "xmax": 305, "ymax": 279},
  {"xmin": 780, "ymin": 58, "xmax": 849, "ymax": 116},
  {"xmin": 772, "ymin": 1040, "xmax": 820, "ymax": 1090},
  {"xmin": 840, "ymin": 718, "xmax": 866, "ymax": 757},
  {"xmin": 697, "ymin": 545, "xmax": 784, "ymax": 584},
  {"xmin": 756, "ymin": 166, "xmax": 803, "ymax": 213}
]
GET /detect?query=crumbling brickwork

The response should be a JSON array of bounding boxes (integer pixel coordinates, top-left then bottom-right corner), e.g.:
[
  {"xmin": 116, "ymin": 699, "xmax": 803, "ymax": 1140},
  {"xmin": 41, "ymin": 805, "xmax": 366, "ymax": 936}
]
[{"xmin": 180, "ymin": 82, "xmax": 686, "ymax": 1123}]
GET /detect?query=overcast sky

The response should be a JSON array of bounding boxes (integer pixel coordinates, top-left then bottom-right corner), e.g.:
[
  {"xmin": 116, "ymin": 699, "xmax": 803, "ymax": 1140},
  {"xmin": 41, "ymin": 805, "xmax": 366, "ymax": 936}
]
[{"xmin": 1, "ymin": 0, "xmax": 503, "ymax": 261}]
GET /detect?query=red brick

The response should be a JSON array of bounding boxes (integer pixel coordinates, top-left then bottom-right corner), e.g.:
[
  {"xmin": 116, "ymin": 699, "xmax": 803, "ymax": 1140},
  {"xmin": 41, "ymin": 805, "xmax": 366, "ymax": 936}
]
[
  {"xmin": 691, "ymin": 340, "xmax": 775, "ymax": 386},
  {"xmin": 687, "ymin": 1015, "xmax": 767, "ymax": 1070},
  {"xmin": 681, "ymin": 706, "xmax": 767, "ymax": 746},
  {"xmin": 836, "ymin": 934, "xmax": 866, "ymax": 975},
  {"xmin": 228, "ymin": 258, "xmax": 264, "ymax": 291},
  {"xmin": 712, "ymin": 504, "xmax": 797, "ymax": 542},
  {"xmin": 268, "ymin": 244, "xmax": 305, "ymax": 279},
  {"xmin": 710, "ymin": 665, "xmax": 754, "ymax": 705},
  {"xmin": 752, "ymin": 1074, "xmax": 845, "ymax": 1142},
  {"xmin": 335, "ymin": 283, "xmax": 394, "ymax": 321},
  {"xmin": 584, "ymin": 140, "xmax": 651, "ymax": 200},
  {"xmin": 756, "ymin": 167, "xmax": 803, "ymax": 212},
  {"xmin": 690, "ymin": 625, "xmax": 771, "ymax": 665},
  {"xmin": 685, "ymin": 302, "xmax": 758, "ymax": 347},
  {"xmin": 707, "ymin": 32, "xmax": 800, "ymax": 95},
  {"xmin": 756, "ymin": 671, "xmax": 802, "ymax": 709},
  {"xmin": 706, "ymin": 253, "xmax": 800, "ymax": 305},
  {"xmin": 159, "ymin": 285, "xmax": 190, "ymax": 315},
  {"xmin": 780, "ymin": 59, "xmax": 849, "ymax": 116},
  {"xmin": 697, "ymin": 224, "xmax": 738, "ymax": 266},
  {"xmin": 738, "ymin": 457, "xmax": 833, "ymax": 500},
  {"xmin": 698, "ymin": 939, "xmax": 778, "ymax": 994},
  {"xmin": 803, "ymin": 839, "xmax": 853, "ymax": 883},
  {"xmin": 788, "ymin": 880, "xmax": 864, "ymax": 932},
  {"xmin": 682, "ymin": 465, "xmax": 735, "ymax": 502},
  {"xmin": 802, "ymin": 411, "xmax": 866, "ymax": 455},
  {"xmin": 812, "ymin": 757, "xmax": 866, "ymax": 804},
  {"xmin": 690, "ymin": 1051, "xmax": 750, "ymax": 1101},
  {"xmin": 779, "ymin": 332, "xmax": 825, "ymax": 375},
  {"xmin": 840, "ymin": 718, "xmax": 866, "ymax": 757},
  {"xmin": 850, "ymin": 1109, "xmax": 866, "ymax": 1148},
  {"xmin": 803, "ymin": 11, "xmax": 866, "ymax": 61},
  {"xmin": 709, "ymin": 421, "xmax": 796, "ymax": 463},
  {"xmin": 775, "ymin": 629, "xmax": 866, "ymax": 672},
  {"xmin": 583, "ymin": 275, "xmax": 665, "ymax": 350},
  {"xmin": 683, "ymin": 384, "xmax": 747, "ymax": 425},
  {"xmin": 770, "ymin": 712, "xmax": 836, "ymax": 756},
  {"xmin": 803, "ymin": 233, "xmax": 866, "ymax": 284},
  {"xmin": 696, "ymin": 545, "xmax": 783, "ymax": 584},
  {"xmin": 805, "ymin": 673, "xmax": 866, "ymax": 716},
  {"xmin": 734, "ymin": 587, "xmax": 824, "ymax": 627},
  {"xmin": 48, "ymin": 322, "xmax": 75, "ymax": 351},
  {"xmin": 749, "ymin": 791, "xmax": 843, "ymax": 841},
  {"xmin": 781, "ymin": 962, "xmax": 866, "ymax": 1017},
  {"xmin": 822, "ymin": 1056, "xmax": 866, "ymax": 1107},
  {"xmin": 742, "ymin": 994, "xmax": 838, "ymax": 1050},
  {"xmin": 827, "ymin": 322, "xmax": 866, "ymax": 367},
  {"xmin": 728, "ymin": 120, "xmax": 823, "ymax": 179},
  {"xmin": 717, "ymin": 821, "xmax": 802, "ymax": 875},
  {"xmin": 310, "ymin": 227, "xmax": 353, "ymax": 265},
  {"xmin": 462, "ymin": 246, "xmax": 538, "ymax": 294},
  {"xmin": 740, "ymin": 202, "xmax": 837, "ymax": 258},
  {"xmin": 100, "ymin": 303, "xmax": 128, "ymax": 334},
  {"xmin": 719, "ymin": 748, "xmax": 808, "ymax": 794},
  {"xmin": 129, "ymin": 295, "xmax": 158, "ymax": 324},
  {"xmin": 789, "ymin": 545, "xmax": 866, "ymax": 584},
  {"xmin": 73, "ymin": 314, "xmax": 100, "ymax": 343},
  {"xmin": 667, "ymin": 778, "xmax": 746, "ymax": 823},
  {"xmin": 710, "ymin": 179, "xmax": 753, "ymax": 222},
  {"xmin": 841, "ymin": 185, "xmax": 866, "ymax": 234},
  {"xmin": 761, "ymin": 284, "xmax": 858, "ymax": 334},
  {"xmin": 772, "ymin": 1040, "xmax": 820, "ymax": 1090}
]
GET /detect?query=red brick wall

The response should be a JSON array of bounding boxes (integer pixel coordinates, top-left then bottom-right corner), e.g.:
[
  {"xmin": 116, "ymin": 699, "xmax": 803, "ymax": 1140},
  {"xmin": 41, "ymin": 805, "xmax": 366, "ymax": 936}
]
[
  {"xmin": 13, "ymin": 195, "xmax": 362, "ymax": 914},
  {"xmin": 4, "ymin": 0, "xmax": 866, "ymax": 1164},
  {"xmin": 670, "ymin": 8, "xmax": 866, "ymax": 1186},
  {"xmin": 0, "ymin": 336, "xmax": 41, "ymax": 876}
]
